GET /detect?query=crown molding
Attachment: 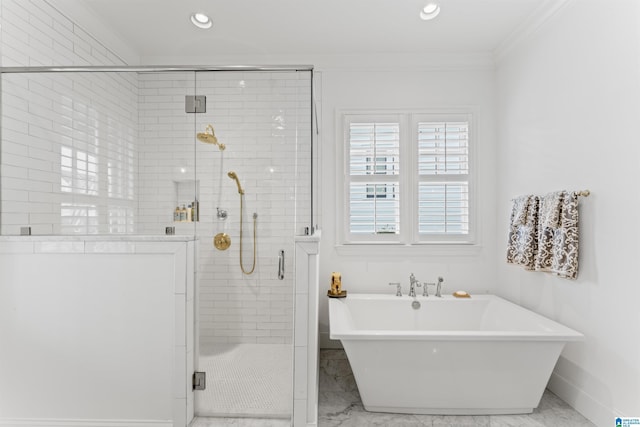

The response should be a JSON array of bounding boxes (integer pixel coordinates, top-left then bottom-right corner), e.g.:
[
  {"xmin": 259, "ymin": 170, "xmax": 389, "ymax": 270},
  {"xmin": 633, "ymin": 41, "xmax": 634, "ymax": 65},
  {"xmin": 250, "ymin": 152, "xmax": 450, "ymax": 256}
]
[
  {"xmin": 494, "ymin": 0, "xmax": 575, "ymax": 63},
  {"xmin": 140, "ymin": 51, "xmax": 495, "ymax": 72}
]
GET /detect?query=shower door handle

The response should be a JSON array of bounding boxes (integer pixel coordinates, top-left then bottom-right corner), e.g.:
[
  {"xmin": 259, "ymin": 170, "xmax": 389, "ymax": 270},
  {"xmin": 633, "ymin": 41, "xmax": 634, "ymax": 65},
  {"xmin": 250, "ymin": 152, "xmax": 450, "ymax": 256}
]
[{"xmin": 278, "ymin": 250, "xmax": 285, "ymax": 280}]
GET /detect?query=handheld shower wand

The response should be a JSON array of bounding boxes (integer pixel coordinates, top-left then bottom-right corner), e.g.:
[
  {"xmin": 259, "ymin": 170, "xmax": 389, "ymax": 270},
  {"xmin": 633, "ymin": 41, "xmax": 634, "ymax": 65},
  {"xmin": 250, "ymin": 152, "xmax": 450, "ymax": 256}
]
[
  {"xmin": 227, "ymin": 171, "xmax": 244, "ymax": 195},
  {"xmin": 226, "ymin": 171, "xmax": 256, "ymax": 275}
]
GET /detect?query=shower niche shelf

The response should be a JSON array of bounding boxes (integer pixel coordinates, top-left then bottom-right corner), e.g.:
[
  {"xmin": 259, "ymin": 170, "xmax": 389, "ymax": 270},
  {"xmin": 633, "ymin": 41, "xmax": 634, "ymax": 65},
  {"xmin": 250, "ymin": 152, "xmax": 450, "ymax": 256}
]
[{"xmin": 173, "ymin": 179, "xmax": 200, "ymax": 222}]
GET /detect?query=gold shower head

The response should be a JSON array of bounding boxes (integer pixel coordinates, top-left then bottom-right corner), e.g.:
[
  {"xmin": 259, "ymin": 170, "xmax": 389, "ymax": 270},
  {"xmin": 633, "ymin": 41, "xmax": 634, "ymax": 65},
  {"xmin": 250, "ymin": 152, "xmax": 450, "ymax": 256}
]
[
  {"xmin": 197, "ymin": 124, "xmax": 226, "ymax": 151},
  {"xmin": 228, "ymin": 171, "xmax": 244, "ymax": 195}
]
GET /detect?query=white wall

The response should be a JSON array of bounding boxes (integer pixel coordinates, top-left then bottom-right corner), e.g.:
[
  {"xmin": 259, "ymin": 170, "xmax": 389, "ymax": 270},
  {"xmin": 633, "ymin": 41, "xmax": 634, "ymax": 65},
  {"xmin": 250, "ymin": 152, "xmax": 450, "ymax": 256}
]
[
  {"xmin": 316, "ymin": 65, "xmax": 498, "ymax": 345},
  {"xmin": 495, "ymin": 1, "xmax": 640, "ymax": 425}
]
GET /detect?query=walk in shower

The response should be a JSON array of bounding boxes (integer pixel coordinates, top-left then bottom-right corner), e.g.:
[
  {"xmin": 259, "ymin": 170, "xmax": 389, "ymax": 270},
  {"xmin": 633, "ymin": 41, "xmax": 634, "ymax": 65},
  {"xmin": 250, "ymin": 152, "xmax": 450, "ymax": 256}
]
[{"xmin": 0, "ymin": 66, "xmax": 315, "ymax": 425}]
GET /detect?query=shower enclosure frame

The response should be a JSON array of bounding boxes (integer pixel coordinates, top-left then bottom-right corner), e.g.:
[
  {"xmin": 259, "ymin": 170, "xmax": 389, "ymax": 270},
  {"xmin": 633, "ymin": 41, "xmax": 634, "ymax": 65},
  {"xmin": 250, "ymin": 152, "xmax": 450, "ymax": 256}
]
[
  {"xmin": 0, "ymin": 64, "xmax": 316, "ymax": 236},
  {"xmin": 0, "ymin": 65, "xmax": 318, "ymax": 426}
]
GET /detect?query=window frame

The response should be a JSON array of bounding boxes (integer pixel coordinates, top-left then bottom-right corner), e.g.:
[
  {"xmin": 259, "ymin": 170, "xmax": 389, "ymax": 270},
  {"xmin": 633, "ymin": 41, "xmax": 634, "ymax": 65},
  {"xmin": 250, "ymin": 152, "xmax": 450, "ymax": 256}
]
[{"xmin": 338, "ymin": 109, "xmax": 477, "ymax": 247}]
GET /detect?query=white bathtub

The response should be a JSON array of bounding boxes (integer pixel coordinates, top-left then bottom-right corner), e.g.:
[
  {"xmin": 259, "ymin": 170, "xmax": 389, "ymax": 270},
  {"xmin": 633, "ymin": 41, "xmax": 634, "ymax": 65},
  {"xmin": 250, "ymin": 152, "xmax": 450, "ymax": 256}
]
[{"xmin": 329, "ymin": 294, "xmax": 583, "ymax": 415}]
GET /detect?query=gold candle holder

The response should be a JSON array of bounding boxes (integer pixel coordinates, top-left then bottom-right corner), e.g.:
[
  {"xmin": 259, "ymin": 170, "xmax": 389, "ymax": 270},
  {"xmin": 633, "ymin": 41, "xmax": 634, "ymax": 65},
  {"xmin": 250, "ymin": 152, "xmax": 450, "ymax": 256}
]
[{"xmin": 327, "ymin": 272, "xmax": 347, "ymax": 298}]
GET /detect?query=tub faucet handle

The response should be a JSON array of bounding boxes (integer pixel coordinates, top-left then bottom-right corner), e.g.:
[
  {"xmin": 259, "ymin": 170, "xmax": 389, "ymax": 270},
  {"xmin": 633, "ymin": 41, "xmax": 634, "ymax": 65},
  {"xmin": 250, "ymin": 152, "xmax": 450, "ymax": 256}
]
[
  {"xmin": 408, "ymin": 273, "xmax": 421, "ymax": 297},
  {"xmin": 389, "ymin": 282, "xmax": 402, "ymax": 297},
  {"xmin": 423, "ymin": 282, "xmax": 434, "ymax": 297},
  {"xmin": 436, "ymin": 276, "xmax": 444, "ymax": 298}
]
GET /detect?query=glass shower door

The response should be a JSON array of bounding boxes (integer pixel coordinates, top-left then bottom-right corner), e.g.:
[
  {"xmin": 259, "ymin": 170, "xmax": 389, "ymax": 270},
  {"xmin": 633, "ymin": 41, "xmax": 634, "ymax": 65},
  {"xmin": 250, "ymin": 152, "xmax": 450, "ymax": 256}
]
[{"xmin": 192, "ymin": 70, "xmax": 311, "ymax": 422}]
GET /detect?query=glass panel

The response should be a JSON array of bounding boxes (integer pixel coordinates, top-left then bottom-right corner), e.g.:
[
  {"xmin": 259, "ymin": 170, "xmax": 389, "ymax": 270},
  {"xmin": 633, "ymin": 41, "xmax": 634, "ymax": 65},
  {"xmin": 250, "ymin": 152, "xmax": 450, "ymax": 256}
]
[
  {"xmin": 2, "ymin": 72, "xmax": 129, "ymax": 234},
  {"xmin": 295, "ymin": 71, "xmax": 313, "ymax": 235},
  {"xmin": 0, "ymin": 70, "xmax": 199, "ymax": 236},
  {"xmin": 135, "ymin": 71, "xmax": 198, "ymax": 236}
]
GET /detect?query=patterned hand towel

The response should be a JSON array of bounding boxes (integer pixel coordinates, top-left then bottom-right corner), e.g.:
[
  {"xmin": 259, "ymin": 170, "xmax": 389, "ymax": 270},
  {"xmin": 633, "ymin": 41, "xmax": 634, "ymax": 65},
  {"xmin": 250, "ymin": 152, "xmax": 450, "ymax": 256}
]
[
  {"xmin": 534, "ymin": 191, "xmax": 564, "ymax": 272},
  {"xmin": 550, "ymin": 191, "xmax": 579, "ymax": 279},
  {"xmin": 506, "ymin": 195, "xmax": 539, "ymax": 270}
]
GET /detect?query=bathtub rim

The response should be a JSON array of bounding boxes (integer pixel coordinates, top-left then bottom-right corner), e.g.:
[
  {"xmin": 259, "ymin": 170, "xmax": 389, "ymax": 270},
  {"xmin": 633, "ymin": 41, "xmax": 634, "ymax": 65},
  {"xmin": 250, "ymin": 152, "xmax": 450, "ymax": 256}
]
[{"xmin": 329, "ymin": 293, "xmax": 584, "ymax": 342}]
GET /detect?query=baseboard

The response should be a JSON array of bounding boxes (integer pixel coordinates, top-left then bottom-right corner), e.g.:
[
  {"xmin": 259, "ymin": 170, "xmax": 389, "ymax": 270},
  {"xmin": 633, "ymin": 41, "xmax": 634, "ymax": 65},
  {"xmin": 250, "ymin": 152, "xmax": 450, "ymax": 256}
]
[
  {"xmin": 548, "ymin": 371, "xmax": 614, "ymax": 427},
  {"xmin": 0, "ymin": 419, "xmax": 172, "ymax": 427}
]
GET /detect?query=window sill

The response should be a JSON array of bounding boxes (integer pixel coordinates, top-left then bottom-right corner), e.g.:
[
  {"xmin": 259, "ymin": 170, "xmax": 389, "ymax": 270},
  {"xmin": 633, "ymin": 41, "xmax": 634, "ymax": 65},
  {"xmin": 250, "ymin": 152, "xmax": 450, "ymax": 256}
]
[{"xmin": 334, "ymin": 242, "xmax": 482, "ymax": 257}]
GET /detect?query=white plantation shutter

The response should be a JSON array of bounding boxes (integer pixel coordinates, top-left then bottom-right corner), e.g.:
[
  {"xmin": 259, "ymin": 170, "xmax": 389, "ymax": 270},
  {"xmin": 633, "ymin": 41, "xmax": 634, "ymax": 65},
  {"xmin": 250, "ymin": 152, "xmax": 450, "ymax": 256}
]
[
  {"xmin": 349, "ymin": 123, "xmax": 400, "ymax": 176},
  {"xmin": 342, "ymin": 111, "xmax": 474, "ymax": 245},
  {"xmin": 349, "ymin": 182, "xmax": 400, "ymax": 234},
  {"xmin": 417, "ymin": 118, "xmax": 470, "ymax": 240},
  {"xmin": 346, "ymin": 118, "xmax": 401, "ymax": 240},
  {"xmin": 418, "ymin": 183, "xmax": 469, "ymax": 234},
  {"xmin": 418, "ymin": 122, "xmax": 469, "ymax": 175}
]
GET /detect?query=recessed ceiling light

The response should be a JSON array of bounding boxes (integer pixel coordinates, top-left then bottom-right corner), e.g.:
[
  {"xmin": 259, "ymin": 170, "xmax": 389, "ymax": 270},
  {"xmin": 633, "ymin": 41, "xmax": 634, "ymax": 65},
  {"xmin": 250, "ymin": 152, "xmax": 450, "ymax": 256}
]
[
  {"xmin": 190, "ymin": 12, "xmax": 212, "ymax": 29},
  {"xmin": 420, "ymin": 2, "xmax": 441, "ymax": 21}
]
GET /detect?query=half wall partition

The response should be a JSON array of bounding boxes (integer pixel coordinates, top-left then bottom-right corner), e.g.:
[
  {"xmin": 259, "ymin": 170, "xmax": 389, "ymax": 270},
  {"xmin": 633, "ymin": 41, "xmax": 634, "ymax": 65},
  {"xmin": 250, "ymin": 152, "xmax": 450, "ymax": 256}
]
[{"xmin": 0, "ymin": 66, "xmax": 315, "ymax": 426}]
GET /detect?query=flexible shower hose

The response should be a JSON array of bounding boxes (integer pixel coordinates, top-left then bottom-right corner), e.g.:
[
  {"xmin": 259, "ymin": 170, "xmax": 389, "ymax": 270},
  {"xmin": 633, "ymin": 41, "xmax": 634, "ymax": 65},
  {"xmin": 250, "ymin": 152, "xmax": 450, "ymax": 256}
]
[{"xmin": 238, "ymin": 195, "xmax": 257, "ymax": 275}]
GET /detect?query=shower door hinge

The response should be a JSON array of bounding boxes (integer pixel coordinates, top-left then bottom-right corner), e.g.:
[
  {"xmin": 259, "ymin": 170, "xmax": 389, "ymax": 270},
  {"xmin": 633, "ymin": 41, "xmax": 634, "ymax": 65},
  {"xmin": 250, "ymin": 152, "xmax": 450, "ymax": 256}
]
[
  {"xmin": 185, "ymin": 95, "xmax": 206, "ymax": 113},
  {"xmin": 192, "ymin": 371, "xmax": 206, "ymax": 391}
]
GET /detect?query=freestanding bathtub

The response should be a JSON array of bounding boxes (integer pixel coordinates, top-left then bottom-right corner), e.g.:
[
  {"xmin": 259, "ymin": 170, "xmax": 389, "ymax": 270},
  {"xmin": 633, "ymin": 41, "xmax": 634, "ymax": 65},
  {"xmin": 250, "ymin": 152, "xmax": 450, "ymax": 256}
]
[{"xmin": 329, "ymin": 293, "xmax": 583, "ymax": 415}]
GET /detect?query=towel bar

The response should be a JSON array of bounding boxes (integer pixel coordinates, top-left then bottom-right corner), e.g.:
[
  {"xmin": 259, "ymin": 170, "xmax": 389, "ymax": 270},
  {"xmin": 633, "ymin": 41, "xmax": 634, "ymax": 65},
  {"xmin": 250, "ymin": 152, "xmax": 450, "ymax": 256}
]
[{"xmin": 511, "ymin": 190, "xmax": 590, "ymax": 202}]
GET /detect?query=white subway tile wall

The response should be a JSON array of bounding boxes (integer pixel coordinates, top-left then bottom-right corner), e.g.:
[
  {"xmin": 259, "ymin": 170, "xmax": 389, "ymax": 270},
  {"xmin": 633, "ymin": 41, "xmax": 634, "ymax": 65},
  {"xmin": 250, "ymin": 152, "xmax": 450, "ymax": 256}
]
[{"xmin": 0, "ymin": 0, "xmax": 138, "ymax": 235}]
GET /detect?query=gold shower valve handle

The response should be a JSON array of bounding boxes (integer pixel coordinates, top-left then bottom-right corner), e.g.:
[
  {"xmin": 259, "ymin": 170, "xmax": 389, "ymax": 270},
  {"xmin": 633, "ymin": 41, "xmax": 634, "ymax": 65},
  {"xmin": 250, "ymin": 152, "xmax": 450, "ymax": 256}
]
[{"xmin": 214, "ymin": 233, "xmax": 231, "ymax": 250}]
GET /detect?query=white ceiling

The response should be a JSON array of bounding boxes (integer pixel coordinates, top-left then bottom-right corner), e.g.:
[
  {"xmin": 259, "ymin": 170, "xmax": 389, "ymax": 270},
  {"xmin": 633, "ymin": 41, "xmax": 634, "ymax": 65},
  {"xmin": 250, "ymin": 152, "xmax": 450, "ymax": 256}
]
[{"xmin": 49, "ymin": 0, "xmax": 547, "ymax": 61}]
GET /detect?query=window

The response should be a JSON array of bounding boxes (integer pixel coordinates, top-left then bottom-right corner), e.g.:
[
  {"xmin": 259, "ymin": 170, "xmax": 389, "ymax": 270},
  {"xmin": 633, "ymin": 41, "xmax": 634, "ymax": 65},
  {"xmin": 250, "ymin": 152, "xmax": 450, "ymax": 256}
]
[
  {"xmin": 346, "ymin": 118, "xmax": 401, "ymax": 241},
  {"xmin": 416, "ymin": 118, "xmax": 470, "ymax": 241},
  {"xmin": 341, "ymin": 111, "xmax": 474, "ymax": 245}
]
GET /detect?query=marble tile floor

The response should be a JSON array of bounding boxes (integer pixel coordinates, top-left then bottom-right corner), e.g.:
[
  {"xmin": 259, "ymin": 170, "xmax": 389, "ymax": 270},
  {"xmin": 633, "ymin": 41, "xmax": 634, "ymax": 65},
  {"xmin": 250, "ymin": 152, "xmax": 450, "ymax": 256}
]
[
  {"xmin": 318, "ymin": 349, "xmax": 597, "ymax": 427},
  {"xmin": 191, "ymin": 349, "xmax": 597, "ymax": 427},
  {"xmin": 190, "ymin": 417, "xmax": 290, "ymax": 427}
]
